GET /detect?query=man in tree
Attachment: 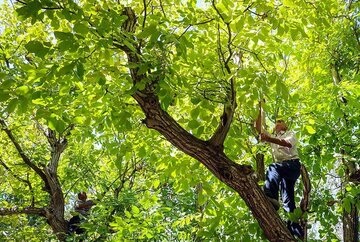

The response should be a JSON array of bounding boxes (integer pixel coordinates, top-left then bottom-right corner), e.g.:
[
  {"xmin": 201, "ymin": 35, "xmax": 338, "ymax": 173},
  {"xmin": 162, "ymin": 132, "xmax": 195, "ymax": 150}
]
[
  {"xmin": 255, "ymin": 116, "xmax": 304, "ymax": 240},
  {"xmin": 68, "ymin": 192, "xmax": 95, "ymax": 234}
]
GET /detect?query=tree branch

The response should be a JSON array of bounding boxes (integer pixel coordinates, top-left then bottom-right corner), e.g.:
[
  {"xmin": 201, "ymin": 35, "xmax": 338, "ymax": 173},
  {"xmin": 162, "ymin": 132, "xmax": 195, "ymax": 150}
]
[
  {"xmin": 159, "ymin": 0, "xmax": 167, "ymax": 18},
  {"xmin": 0, "ymin": 158, "xmax": 35, "ymax": 206},
  {"xmin": 0, "ymin": 119, "xmax": 50, "ymax": 191},
  {"xmin": 0, "ymin": 207, "xmax": 46, "ymax": 217},
  {"xmin": 208, "ymin": 4, "xmax": 237, "ymax": 149}
]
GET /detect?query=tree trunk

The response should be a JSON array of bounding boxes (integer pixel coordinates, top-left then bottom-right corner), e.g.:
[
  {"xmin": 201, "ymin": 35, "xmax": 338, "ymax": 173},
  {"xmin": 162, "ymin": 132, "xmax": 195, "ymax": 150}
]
[
  {"xmin": 343, "ymin": 203, "xmax": 359, "ymax": 242},
  {"xmin": 44, "ymin": 168, "xmax": 68, "ymax": 241}
]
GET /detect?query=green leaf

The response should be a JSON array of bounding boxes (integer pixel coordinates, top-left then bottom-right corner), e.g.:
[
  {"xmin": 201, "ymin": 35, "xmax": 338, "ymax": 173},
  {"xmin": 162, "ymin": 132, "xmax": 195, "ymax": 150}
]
[
  {"xmin": 47, "ymin": 114, "xmax": 66, "ymax": 133},
  {"xmin": 131, "ymin": 205, "xmax": 140, "ymax": 214},
  {"xmin": 98, "ymin": 77, "xmax": 106, "ymax": 86},
  {"xmin": 17, "ymin": 97, "xmax": 29, "ymax": 114},
  {"xmin": 153, "ymin": 180, "xmax": 160, "ymax": 189},
  {"xmin": 16, "ymin": 1, "xmax": 42, "ymax": 19},
  {"xmin": 58, "ymin": 62, "xmax": 76, "ymax": 75},
  {"xmin": 188, "ymin": 120, "xmax": 200, "ymax": 129},
  {"xmin": 343, "ymin": 198, "xmax": 352, "ymax": 213},
  {"xmin": 25, "ymin": 41, "xmax": 49, "ymax": 58},
  {"xmin": 73, "ymin": 22, "xmax": 89, "ymax": 35},
  {"xmin": 190, "ymin": 107, "xmax": 200, "ymax": 119},
  {"xmin": 138, "ymin": 146, "xmax": 146, "ymax": 158},
  {"xmin": 76, "ymin": 62, "xmax": 85, "ymax": 79},
  {"xmin": 6, "ymin": 99, "xmax": 18, "ymax": 113},
  {"xmin": 305, "ymin": 125, "xmax": 316, "ymax": 134},
  {"xmin": 125, "ymin": 210, "xmax": 132, "ymax": 218},
  {"xmin": 32, "ymin": 98, "xmax": 47, "ymax": 106},
  {"xmin": 54, "ymin": 31, "xmax": 74, "ymax": 41},
  {"xmin": 0, "ymin": 89, "xmax": 10, "ymax": 102},
  {"xmin": 137, "ymin": 24, "xmax": 157, "ymax": 39},
  {"xmin": 73, "ymin": 116, "xmax": 86, "ymax": 124},
  {"xmin": 15, "ymin": 85, "xmax": 30, "ymax": 95}
]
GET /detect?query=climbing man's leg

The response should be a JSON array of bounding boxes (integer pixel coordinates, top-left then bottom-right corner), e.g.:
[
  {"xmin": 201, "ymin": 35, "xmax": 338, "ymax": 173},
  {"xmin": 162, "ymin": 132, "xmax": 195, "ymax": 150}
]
[
  {"xmin": 280, "ymin": 178, "xmax": 297, "ymax": 213},
  {"xmin": 264, "ymin": 163, "xmax": 281, "ymax": 210},
  {"xmin": 279, "ymin": 159, "xmax": 304, "ymax": 240}
]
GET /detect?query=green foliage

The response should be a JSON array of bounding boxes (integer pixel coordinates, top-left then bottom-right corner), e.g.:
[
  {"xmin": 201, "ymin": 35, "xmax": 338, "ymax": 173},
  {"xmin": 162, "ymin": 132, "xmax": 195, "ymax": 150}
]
[{"xmin": 0, "ymin": 0, "xmax": 359, "ymax": 241}]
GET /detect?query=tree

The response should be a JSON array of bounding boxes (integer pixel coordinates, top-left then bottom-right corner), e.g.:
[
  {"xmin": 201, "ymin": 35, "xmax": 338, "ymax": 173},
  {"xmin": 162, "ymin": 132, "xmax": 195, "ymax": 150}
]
[{"xmin": 0, "ymin": 0, "xmax": 359, "ymax": 241}]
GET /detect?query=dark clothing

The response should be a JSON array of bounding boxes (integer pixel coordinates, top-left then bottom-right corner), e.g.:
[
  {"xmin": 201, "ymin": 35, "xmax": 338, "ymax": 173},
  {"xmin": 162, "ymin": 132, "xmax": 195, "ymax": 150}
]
[
  {"xmin": 264, "ymin": 158, "xmax": 304, "ymax": 239},
  {"xmin": 68, "ymin": 198, "xmax": 94, "ymax": 234},
  {"xmin": 68, "ymin": 215, "xmax": 85, "ymax": 234},
  {"xmin": 264, "ymin": 159, "xmax": 301, "ymax": 212}
]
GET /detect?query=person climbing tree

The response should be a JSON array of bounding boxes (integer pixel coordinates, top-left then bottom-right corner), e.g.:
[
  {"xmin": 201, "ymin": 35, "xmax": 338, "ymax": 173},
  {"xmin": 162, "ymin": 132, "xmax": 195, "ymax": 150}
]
[
  {"xmin": 68, "ymin": 192, "xmax": 95, "ymax": 234},
  {"xmin": 255, "ymin": 105, "xmax": 304, "ymax": 240}
]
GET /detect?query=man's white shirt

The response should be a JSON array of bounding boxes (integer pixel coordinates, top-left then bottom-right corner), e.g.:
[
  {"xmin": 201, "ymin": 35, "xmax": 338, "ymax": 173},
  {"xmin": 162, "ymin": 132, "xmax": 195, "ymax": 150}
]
[{"xmin": 266, "ymin": 130, "xmax": 299, "ymax": 162}]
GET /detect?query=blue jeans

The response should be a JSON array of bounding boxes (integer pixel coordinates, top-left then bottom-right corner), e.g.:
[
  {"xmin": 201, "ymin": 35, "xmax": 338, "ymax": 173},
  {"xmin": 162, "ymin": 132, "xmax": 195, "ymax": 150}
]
[{"xmin": 264, "ymin": 159, "xmax": 301, "ymax": 212}]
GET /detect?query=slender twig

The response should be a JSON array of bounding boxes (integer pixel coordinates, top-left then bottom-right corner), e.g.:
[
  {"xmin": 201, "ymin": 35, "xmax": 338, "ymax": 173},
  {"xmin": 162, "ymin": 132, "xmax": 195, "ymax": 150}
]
[
  {"xmin": 15, "ymin": 0, "xmax": 26, "ymax": 4},
  {"xmin": 235, "ymin": 46, "xmax": 269, "ymax": 73},
  {"xmin": 212, "ymin": 0, "xmax": 227, "ymax": 24},
  {"xmin": 177, "ymin": 25, "xmax": 192, "ymax": 40},
  {"xmin": 224, "ymin": 22, "xmax": 233, "ymax": 72},
  {"xmin": 177, "ymin": 18, "xmax": 215, "ymax": 40},
  {"xmin": 243, "ymin": 3, "xmax": 255, "ymax": 13},
  {"xmin": 142, "ymin": 0, "xmax": 147, "ymax": 30},
  {"xmin": 217, "ymin": 25, "xmax": 226, "ymax": 75},
  {"xmin": 159, "ymin": 0, "xmax": 167, "ymax": 18}
]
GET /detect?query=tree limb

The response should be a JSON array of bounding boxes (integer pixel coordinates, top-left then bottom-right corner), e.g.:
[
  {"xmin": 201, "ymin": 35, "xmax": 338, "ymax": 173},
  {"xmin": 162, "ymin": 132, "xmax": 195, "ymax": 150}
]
[
  {"xmin": 0, "ymin": 119, "xmax": 50, "ymax": 191},
  {"xmin": 0, "ymin": 158, "xmax": 35, "ymax": 206},
  {"xmin": 0, "ymin": 207, "xmax": 46, "ymax": 217},
  {"xmin": 208, "ymin": 10, "xmax": 237, "ymax": 149}
]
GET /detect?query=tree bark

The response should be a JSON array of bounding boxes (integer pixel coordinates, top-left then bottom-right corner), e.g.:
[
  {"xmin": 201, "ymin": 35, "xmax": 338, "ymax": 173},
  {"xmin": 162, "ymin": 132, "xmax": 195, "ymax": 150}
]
[
  {"xmin": 343, "ymin": 203, "xmax": 359, "ymax": 242},
  {"xmin": 256, "ymin": 153, "xmax": 265, "ymax": 181}
]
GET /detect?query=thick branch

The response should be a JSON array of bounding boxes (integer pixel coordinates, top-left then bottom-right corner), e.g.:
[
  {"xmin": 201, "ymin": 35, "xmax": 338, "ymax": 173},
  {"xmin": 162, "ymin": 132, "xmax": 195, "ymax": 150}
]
[
  {"xmin": 0, "ymin": 119, "xmax": 50, "ymax": 190},
  {"xmin": 0, "ymin": 207, "xmax": 46, "ymax": 216},
  {"xmin": 45, "ymin": 128, "xmax": 68, "ymax": 173}
]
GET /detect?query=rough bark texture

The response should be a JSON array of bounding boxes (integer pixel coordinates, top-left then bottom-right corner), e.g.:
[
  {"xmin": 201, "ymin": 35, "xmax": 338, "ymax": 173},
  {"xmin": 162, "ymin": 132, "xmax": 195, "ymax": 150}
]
[
  {"xmin": 256, "ymin": 153, "xmax": 265, "ymax": 181},
  {"xmin": 343, "ymin": 203, "xmax": 359, "ymax": 242}
]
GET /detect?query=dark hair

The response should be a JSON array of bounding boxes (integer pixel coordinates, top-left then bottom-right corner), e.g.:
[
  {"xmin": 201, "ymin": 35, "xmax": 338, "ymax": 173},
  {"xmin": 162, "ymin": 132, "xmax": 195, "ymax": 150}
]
[
  {"xmin": 276, "ymin": 119, "xmax": 288, "ymax": 130},
  {"xmin": 78, "ymin": 192, "xmax": 86, "ymax": 199}
]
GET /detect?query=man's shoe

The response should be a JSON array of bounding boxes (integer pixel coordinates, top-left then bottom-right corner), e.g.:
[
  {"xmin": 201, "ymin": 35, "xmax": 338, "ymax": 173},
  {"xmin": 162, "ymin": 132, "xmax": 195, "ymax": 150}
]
[{"xmin": 267, "ymin": 197, "xmax": 280, "ymax": 211}]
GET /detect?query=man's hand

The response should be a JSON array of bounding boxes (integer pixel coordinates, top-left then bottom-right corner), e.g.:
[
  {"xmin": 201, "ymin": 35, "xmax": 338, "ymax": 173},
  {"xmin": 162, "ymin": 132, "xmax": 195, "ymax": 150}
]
[{"xmin": 260, "ymin": 133, "xmax": 270, "ymax": 142}]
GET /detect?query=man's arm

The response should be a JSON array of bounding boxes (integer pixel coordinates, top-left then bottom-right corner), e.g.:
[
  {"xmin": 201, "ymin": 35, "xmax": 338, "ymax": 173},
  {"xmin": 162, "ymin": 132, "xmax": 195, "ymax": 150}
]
[
  {"xmin": 260, "ymin": 133, "xmax": 292, "ymax": 148},
  {"xmin": 75, "ymin": 200, "xmax": 95, "ymax": 210}
]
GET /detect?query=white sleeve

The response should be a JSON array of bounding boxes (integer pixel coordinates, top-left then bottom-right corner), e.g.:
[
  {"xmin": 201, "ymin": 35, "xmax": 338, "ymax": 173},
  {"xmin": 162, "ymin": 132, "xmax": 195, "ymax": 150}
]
[{"xmin": 283, "ymin": 131, "xmax": 297, "ymax": 146}]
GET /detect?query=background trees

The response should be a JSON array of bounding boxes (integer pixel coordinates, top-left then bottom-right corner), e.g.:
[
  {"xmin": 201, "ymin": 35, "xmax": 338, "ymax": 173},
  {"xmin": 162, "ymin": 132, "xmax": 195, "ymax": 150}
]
[{"xmin": 0, "ymin": 0, "xmax": 359, "ymax": 241}]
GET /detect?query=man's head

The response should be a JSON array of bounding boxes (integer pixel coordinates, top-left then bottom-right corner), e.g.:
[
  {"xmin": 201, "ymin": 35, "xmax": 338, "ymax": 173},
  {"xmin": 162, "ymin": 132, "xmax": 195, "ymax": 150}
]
[
  {"xmin": 78, "ymin": 192, "xmax": 87, "ymax": 201},
  {"xmin": 274, "ymin": 119, "xmax": 288, "ymax": 133}
]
